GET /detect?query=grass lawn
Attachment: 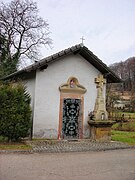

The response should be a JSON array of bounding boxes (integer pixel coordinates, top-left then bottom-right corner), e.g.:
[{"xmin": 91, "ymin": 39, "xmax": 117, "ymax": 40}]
[
  {"xmin": 0, "ymin": 136, "xmax": 32, "ymax": 150},
  {"xmin": 0, "ymin": 143, "xmax": 32, "ymax": 150},
  {"xmin": 111, "ymin": 130, "xmax": 135, "ymax": 146},
  {"xmin": 112, "ymin": 121, "xmax": 135, "ymax": 132}
]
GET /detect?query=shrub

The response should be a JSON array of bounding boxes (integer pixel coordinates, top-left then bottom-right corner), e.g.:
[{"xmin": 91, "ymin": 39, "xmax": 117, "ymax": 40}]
[{"xmin": 0, "ymin": 82, "xmax": 31, "ymax": 142}]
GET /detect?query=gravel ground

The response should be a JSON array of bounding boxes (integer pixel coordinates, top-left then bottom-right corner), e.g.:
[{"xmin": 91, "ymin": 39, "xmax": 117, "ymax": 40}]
[{"xmin": 0, "ymin": 140, "xmax": 134, "ymax": 154}]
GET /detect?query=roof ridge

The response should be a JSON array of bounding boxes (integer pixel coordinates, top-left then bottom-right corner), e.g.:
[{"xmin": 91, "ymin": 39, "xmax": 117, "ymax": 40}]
[{"xmin": 1, "ymin": 43, "xmax": 121, "ymax": 83}]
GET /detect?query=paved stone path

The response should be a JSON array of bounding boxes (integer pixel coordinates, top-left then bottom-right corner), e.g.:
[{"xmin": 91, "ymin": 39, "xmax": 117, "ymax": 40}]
[
  {"xmin": 28, "ymin": 140, "xmax": 134, "ymax": 153},
  {"xmin": 0, "ymin": 140, "xmax": 134, "ymax": 154}
]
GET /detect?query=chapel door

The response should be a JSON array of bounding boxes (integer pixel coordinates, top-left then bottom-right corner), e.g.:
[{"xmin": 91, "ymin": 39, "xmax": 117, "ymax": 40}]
[{"xmin": 62, "ymin": 98, "xmax": 81, "ymax": 139}]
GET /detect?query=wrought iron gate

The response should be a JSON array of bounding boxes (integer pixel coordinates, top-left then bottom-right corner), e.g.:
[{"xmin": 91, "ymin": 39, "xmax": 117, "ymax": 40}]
[{"xmin": 62, "ymin": 98, "xmax": 81, "ymax": 139}]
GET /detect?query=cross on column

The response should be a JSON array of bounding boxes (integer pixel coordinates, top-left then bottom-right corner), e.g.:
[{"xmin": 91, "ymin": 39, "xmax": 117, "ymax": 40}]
[
  {"xmin": 95, "ymin": 74, "xmax": 106, "ymax": 97},
  {"xmin": 80, "ymin": 36, "xmax": 85, "ymax": 44}
]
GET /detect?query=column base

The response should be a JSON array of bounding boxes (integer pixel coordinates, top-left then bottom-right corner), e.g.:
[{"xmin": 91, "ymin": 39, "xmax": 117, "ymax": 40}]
[{"xmin": 88, "ymin": 120, "xmax": 115, "ymax": 141}]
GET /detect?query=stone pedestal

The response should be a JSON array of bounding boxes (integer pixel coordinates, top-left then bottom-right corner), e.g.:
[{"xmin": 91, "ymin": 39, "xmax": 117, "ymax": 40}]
[{"xmin": 88, "ymin": 120, "xmax": 115, "ymax": 141}]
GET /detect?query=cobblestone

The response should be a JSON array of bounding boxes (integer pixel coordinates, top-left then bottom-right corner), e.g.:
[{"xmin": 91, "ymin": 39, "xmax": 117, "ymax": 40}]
[
  {"xmin": 27, "ymin": 140, "xmax": 134, "ymax": 153},
  {"xmin": 0, "ymin": 140, "xmax": 134, "ymax": 154}
]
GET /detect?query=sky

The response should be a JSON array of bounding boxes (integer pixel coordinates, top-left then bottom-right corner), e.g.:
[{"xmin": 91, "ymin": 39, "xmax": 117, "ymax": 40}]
[{"xmin": 1, "ymin": 0, "xmax": 135, "ymax": 65}]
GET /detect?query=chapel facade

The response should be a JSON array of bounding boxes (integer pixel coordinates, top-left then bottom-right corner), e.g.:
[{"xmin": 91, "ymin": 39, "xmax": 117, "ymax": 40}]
[{"xmin": 3, "ymin": 44, "xmax": 120, "ymax": 140}]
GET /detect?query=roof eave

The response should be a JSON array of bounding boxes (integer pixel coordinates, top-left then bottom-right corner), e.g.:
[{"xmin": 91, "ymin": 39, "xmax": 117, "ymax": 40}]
[{"xmin": 1, "ymin": 44, "xmax": 121, "ymax": 83}]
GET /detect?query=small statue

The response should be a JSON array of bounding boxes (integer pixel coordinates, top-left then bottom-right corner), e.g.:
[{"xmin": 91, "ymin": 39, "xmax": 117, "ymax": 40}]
[
  {"xmin": 70, "ymin": 79, "xmax": 75, "ymax": 88},
  {"xmin": 88, "ymin": 111, "xmax": 95, "ymax": 120}
]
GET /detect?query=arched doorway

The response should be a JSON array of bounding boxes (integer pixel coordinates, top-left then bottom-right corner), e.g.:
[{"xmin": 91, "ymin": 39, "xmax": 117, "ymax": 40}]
[{"xmin": 58, "ymin": 77, "xmax": 86, "ymax": 139}]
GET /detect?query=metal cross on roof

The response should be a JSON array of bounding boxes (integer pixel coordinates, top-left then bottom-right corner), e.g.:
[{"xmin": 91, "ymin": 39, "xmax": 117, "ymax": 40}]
[{"xmin": 80, "ymin": 36, "xmax": 85, "ymax": 44}]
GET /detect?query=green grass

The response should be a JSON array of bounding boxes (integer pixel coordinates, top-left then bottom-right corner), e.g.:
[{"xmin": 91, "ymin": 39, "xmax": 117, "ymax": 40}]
[
  {"xmin": 0, "ymin": 136, "xmax": 32, "ymax": 150},
  {"xmin": 111, "ymin": 130, "xmax": 135, "ymax": 145},
  {"xmin": 112, "ymin": 121, "xmax": 135, "ymax": 132},
  {"xmin": 0, "ymin": 143, "xmax": 32, "ymax": 150}
]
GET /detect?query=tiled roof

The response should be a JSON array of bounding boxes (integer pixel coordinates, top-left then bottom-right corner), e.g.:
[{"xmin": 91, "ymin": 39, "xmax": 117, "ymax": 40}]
[{"xmin": 2, "ymin": 43, "xmax": 121, "ymax": 83}]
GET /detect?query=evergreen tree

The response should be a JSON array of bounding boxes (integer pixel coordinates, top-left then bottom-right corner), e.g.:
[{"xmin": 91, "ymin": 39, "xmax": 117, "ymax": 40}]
[
  {"xmin": 0, "ymin": 82, "xmax": 31, "ymax": 142},
  {"xmin": 0, "ymin": 34, "xmax": 17, "ymax": 77}
]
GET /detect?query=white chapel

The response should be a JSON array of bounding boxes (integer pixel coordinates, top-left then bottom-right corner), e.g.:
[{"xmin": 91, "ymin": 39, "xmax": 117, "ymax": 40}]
[{"xmin": 4, "ymin": 44, "xmax": 120, "ymax": 139}]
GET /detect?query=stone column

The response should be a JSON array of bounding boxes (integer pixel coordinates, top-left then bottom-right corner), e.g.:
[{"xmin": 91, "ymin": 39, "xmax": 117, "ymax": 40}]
[
  {"xmin": 88, "ymin": 74, "xmax": 115, "ymax": 141},
  {"xmin": 94, "ymin": 74, "xmax": 108, "ymax": 121}
]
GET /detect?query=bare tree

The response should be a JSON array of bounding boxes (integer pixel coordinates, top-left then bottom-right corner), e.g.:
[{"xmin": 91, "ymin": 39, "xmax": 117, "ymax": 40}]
[
  {"xmin": 109, "ymin": 57, "xmax": 135, "ymax": 93},
  {"xmin": 108, "ymin": 57, "xmax": 135, "ymax": 113},
  {"xmin": 126, "ymin": 57, "xmax": 135, "ymax": 93},
  {"xmin": 0, "ymin": 0, "xmax": 52, "ymax": 76}
]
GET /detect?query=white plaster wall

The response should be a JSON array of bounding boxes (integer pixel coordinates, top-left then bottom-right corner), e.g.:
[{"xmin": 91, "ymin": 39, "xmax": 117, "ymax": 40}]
[
  {"xmin": 33, "ymin": 54, "xmax": 105, "ymax": 138},
  {"xmin": 24, "ymin": 77, "xmax": 36, "ymax": 110}
]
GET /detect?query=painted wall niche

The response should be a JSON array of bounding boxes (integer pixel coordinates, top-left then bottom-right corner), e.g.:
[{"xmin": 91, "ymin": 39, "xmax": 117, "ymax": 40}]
[{"xmin": 59, "ymin": 77, "xmax": 86, "ymax": 94}]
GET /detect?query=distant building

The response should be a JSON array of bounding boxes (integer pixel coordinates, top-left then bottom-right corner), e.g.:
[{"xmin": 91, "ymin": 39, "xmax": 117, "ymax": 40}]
[{"xmin": 114, "ymin": 100, "xmax": 130, "ymax": 109}]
